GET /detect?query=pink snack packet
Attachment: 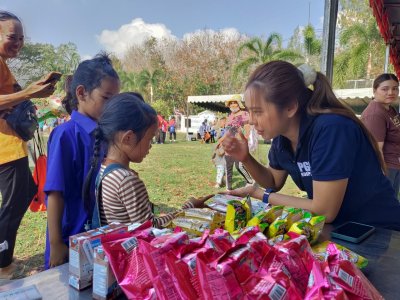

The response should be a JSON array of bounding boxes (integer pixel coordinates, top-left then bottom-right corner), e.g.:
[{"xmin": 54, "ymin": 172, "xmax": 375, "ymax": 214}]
[
  {"xmin": 150, "ymin": 231, "xmax": 189, "ymax": 255},
  {"xmin": 241, "ymin": 246, "xmax": 303, "ymax": 300},
  {"xmin": 326, "ymin": 243, "xmax": 383, "ymax": 300},
  {"xmin": 196, "ymin": 251, "xmax": 244, "ymax": 299},
  {"xmin": 205, "ymin": 228, "xmax": 235, "ymax": 253},
  {"xmin": 182, "ymin": 247, "xmax": 221, "ymax": 297},
  {"xmin": 273, "ymin": 234, "xmax": 315, "ymax": 296},
  {"xmin": 304, "ymin": 260, "xmax": 349, "ymax": 300},
  {"xmin": 139, "ymin": 239, "xmax": 182, "ymax": 300},
  {"xmin": 101, "ymin": 231, "xmax": 154, "ymax": 299}
]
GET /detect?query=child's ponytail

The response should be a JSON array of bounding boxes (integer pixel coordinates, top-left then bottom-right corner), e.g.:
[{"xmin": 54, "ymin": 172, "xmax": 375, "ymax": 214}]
[
  {"xmin": 82, "ymin": 127, "xmax": 103, "ymax": 213},
  {"xmin": 61, "ymin": 75, "xmax": 77, "ymax": 115}
]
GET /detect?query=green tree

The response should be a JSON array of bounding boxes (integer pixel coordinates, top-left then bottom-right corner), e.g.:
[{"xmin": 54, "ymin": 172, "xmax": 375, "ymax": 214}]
[
  {"xmin": 118, "ymin": 71, "xmax": 142, "ymax": 93},
  {"xmin": 333, "ymin": 16, "xmax": 385, "ymax": 87},
  {"xmin": 138, "ymin": 69, "xmax": 163, "ymax": 103},
  {"xmin": 9, "ymin": 42, "xmax": 80, "ymax": 93},
  {"xmin": 233, "ymin": 34, "xmax": 303, "ymax": 78},
  {"xmin": 303, "ymin": 24, "xmax": 321, "ymax": 64}
]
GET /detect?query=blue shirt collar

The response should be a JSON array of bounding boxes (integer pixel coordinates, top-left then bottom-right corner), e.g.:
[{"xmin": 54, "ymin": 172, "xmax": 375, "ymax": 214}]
[
  {"xmin": 71, "ymin": 110, "xmax": 97, "ymax": 134},
  {"xmin": 276, "ymin": 111, "xmax": 317, "ymax": 151}
]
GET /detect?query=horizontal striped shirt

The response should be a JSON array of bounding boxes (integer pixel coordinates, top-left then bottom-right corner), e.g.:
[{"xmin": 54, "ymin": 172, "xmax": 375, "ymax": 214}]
[{"xmin": 98, "ymin": 164, "xmax": 193, "ymax": 228}]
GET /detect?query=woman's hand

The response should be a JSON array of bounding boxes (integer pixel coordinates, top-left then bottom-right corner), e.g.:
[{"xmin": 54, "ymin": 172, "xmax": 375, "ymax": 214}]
[
  {"xmin": 222, "ymin": 184, "xmax": 258, "ymax": 198},
  {"xmin": 188, "ymin": 194, "xmax": 214, "ymax": 208},
  {"xmin": 24, "ymin": 80, "xmax": 56, "ymax": 99},
  {"xmin": 49, "ymin": 241, "xmax": 68, "ymax": 268},
  {"xmin": 222, "ymin": 130, "xmax": 250, "ymax": 162}
]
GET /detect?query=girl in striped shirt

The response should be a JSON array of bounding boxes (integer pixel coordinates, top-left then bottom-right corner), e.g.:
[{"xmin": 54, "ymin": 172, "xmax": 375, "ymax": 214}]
[{"xmin": 83, "ymin": 92, "xmax": 212, "ymax": 228}]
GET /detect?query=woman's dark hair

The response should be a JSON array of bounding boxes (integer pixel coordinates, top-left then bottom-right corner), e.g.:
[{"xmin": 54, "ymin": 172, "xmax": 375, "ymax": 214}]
[
  {"xmin": 0, "ymin": 11, "xmax": 21, "ymax": 22},
  {"xmin": 373, "ymin": 73, "xmax": 398, "ymax": 90},
  {"xmin": 62, "ymin": 52, "xmax": 119, "ymax": 114},
  {"xmin": 82, "ymin": 92, "xmax": 157, "ymax": 212},
  {"xmin": 246, "ymin": 60, "xmax": 386, "ymax": 173}
]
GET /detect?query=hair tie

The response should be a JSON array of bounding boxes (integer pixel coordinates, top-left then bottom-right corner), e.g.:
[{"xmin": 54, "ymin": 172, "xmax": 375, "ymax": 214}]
[{"xmin": 298, "ymin": 64, "xmax": 317, "ymax": 87}]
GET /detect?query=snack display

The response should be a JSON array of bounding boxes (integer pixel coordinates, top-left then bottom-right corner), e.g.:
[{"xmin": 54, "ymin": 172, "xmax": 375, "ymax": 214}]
[{"xmin": 63, "ymin": 195, "xmax": 382, "ymax": 299}]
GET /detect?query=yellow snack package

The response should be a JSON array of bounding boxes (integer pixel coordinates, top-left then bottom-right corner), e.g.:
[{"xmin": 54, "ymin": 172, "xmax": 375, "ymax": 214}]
[
  {"xmin": 309, "ymin": 215, "xmax": 325, "ymax": 242},
  {"xmin": 171, "ymin": 217, "xmax": 211, "ymax": 236},
  {"xmin": 224, "ymin": 199, "xmax": 251, "ymax": 233},
  {"xmin": 247, "ymin": 211, "xmax": 267, "ymax": 227},
  {"xmin": 262, "ymin": 205, "xmax": 285, "ymax": 224},
  {"xmin": 312, "ymin": 240, "xmax": 368, "ymax": 269},
  {"xmin": 267, "ymin": 216, "xmax": 287, "ymax": 238},
  {"xmin": 184, "ymin": 208, "xmax": 225, "ymax": 228},
  {"xmin": 288, "ymin": 220, "xmax": 313, "ymax": 241},
  {"xmin": 288, "ymin": 215, "xmax": 325, "ymax": 244},
  {"xmin": 281, "ymin": 207, "xmax": 306, "ymax": 230}
]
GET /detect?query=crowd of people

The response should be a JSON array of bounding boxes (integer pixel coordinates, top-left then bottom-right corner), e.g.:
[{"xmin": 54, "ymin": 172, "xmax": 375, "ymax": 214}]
[{"xmin": 1, "ymin": 9, "xmax": 400, "ymax": 282}]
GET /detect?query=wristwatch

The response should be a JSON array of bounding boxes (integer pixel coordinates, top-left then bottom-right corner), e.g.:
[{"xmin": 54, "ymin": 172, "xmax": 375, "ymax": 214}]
[{"xmin": 262, "ymin": 188, "xmax": 275, "ymax": 204}]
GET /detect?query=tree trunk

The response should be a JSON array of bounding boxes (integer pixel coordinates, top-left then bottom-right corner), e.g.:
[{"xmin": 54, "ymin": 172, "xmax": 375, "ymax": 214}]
[
  {"xmin": 150, "ymin": 85, "xmax": 153, "ymax": 103},
  {"xmin": 366, "ymin": 51, "xmax": 372, "ymax": 79}
]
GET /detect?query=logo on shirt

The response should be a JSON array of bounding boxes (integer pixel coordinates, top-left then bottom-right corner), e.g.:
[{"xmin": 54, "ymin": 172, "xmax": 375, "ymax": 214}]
[
  {"xmin": 297, "ymin": 161, "xmax": 312, "ymax": 177},
  {"xmin": 390, "ymin": 115, "xmax": 400, "ymax": 127}
]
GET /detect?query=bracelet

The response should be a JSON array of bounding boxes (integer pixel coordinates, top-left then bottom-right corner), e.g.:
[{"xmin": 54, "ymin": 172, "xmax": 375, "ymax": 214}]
[{"xmin": 262, "ymin": 188, "xmax": 275, "ymax": 204}]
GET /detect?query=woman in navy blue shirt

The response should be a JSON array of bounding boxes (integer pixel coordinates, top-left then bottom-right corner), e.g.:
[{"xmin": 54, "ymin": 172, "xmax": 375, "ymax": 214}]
[{"xmin": 223, "ymin": 61, "xmax": 400, "ymax": 230}]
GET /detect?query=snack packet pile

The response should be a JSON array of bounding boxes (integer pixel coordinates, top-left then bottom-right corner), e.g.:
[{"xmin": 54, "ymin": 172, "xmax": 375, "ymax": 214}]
[{"xmin": 100, "ymin": 219, "xmax": 381, "ymax": 300}]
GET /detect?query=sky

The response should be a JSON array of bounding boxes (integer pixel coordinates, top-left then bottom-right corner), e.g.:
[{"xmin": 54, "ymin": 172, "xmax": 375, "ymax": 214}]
[{"xmin": 1, "ymin": 0, "xmax": 326, "ymax": 59}]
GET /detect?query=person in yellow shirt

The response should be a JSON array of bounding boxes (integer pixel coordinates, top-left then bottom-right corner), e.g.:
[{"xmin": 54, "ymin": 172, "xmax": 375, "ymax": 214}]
[{"xmin": 0, "ymin": 11, "xmax": 56, "ymax": 279}]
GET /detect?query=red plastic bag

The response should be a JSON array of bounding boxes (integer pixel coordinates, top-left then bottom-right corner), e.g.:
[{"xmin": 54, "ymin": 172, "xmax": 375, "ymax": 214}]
[{"xmin": 30, "ymin": 154, "xmax": 47, "ymax": 212}]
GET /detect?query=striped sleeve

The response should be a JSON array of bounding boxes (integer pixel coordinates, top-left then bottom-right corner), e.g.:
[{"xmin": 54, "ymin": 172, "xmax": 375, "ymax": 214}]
[{"xmin": 100, "ymin": 166, "xmax": 196, "ymax": 228}]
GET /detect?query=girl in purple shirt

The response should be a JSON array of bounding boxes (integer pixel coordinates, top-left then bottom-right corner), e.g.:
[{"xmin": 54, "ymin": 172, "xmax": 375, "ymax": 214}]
[{"xmin": 44, "ymin": 54, "xmax": 120, "ymax": 269}]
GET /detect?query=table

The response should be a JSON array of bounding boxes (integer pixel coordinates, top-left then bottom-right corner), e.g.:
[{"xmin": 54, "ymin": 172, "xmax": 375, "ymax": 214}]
[
  {"xmin": 1, "ymin": 225, "xmax": 399, "ymax": 299},
  {"xmin": 321, "ymin": 224, "xmax": 400, "ymax": 299},
  {"xmin": 0, "ymin": 264, "xmax": 92, "ymax": 299}
]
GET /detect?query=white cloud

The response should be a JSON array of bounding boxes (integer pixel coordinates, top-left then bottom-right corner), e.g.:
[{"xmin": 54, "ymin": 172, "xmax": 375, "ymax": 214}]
[
  {"xmin": 81, "ymin": 54, "xmax": 93, "ymax": 61},
  {"xmin": 97, "ymin": 18, "xmax": 176, "ymax": 58},
  {"xmin": 183, "ymin": 27, "xmax": 243, "ymax": 42}
]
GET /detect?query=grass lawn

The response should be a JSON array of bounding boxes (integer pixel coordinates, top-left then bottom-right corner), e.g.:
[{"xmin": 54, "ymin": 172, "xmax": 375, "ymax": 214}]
[{"xmin": 3, "ymin": 132, "xmax": 302, "ymax": 278}]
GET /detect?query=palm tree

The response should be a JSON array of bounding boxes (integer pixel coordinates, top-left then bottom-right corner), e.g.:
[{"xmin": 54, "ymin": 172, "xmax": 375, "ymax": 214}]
[
  {"xmin": 138, "ymin": 69, "xmax": 163, "ymax": 103},
  {"xmin": 303, "ymin": 25, "xmax": 321, "ymax": 64},
  {"xmin": 233, "ymin": 34, "xmax": 303, "ymax": 78},
  {"xmin": 338, "ymin": 17, "xmax": 383, "ymax": 80},
  {"xmin": 119, "ymin": 71, "xmax": 141, "ymax": 93}
]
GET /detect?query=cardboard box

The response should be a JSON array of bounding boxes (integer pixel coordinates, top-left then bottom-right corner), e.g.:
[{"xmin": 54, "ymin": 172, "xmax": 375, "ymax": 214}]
[
  {"xmin": 92, "ymin": 246, "xmax": 122, "ymax": 300},
  {"xmin": 69, "ymin": 223, "xmax": 127, "ymax": 290}
]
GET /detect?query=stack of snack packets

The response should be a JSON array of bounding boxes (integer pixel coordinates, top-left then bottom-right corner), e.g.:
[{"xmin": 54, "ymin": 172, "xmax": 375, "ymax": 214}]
[
  {"xmin": 207, "ymin": 194, "xmax": 268, "ymax": 216},
  {"xmin": 169, "ymin": 208, "xmax": 225, "ymax": 236}
]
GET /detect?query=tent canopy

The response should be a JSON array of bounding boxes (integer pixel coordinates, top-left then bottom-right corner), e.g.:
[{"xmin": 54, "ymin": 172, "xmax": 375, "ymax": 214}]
[{"xmin": 188, "ymin": 89, "xmax": 374, "ymax": 113}]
